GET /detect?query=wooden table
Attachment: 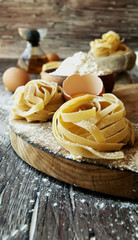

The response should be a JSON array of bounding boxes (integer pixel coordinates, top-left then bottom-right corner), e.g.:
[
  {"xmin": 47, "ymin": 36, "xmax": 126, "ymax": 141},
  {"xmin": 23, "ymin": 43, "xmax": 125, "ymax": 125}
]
[{"xmin": 0, "ymin": 59, "xmax": 138, "ymax": 240}]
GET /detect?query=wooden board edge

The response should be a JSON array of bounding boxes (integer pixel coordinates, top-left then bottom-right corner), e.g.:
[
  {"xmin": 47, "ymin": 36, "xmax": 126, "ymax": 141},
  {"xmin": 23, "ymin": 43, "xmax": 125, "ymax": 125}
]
[{"xmin": 9, "ymin": 127, "xmax": 138, "ymax": 199}]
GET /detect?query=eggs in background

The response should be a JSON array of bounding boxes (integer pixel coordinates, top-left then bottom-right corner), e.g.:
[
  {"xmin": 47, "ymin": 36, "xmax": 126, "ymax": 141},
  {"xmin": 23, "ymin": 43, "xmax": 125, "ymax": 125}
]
[{"xmin": 46, "ymin": 52, "xmax": 60, "ymax": 62}]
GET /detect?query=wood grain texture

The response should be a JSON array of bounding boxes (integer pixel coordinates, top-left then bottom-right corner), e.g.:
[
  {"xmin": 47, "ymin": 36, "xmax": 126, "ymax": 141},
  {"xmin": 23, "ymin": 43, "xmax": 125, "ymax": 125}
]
[
  {"xmin": 0, "ymin": 59, "xmax": 138, "ymax": 240},
  {"xmin": 0, "ymin": 0, "xmax": 138, "ymax": 59}
]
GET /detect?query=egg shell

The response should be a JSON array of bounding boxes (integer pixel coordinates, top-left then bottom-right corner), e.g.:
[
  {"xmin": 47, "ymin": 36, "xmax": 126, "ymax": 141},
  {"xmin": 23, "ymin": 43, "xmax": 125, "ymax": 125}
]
[
  {"xmin": 2, "ymin": 67, "xmax": 30, "ymax": 92},
  {"xmin": 41, "ymin": 69, "xmax": 114, "ymax": 92},
  {"xmin": 62, "ymin": 73, "xmax": 105, "ymax": 101}
]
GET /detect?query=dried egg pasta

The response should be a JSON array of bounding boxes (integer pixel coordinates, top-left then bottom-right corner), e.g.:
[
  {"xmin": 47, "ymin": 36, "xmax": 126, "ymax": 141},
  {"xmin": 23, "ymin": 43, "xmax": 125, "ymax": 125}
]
[
  {"xmin": 12, "ymin": 79, "xmax": 64, "ymax": 122},
  {"xmin": 90, "ymin": 31, "xmax": 129, "ymax": 57},
  {"xmin": 53, "ymin": 94, "xmax": 135, "ymax": 160}
]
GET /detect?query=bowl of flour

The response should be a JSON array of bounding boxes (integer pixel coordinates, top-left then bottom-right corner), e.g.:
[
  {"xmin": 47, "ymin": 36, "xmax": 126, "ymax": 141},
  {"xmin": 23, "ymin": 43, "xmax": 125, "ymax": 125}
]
[{"xmin": 41, "ymin": 51, "xmax": 115, "ymax": 92}]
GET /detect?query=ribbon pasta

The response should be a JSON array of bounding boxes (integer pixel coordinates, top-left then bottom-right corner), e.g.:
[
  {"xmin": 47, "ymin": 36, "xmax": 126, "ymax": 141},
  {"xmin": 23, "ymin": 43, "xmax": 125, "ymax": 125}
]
[
  {"xmin": 90, "ymin": 31, "xmax": 128, "ymax": 57},
  {"xmin": 12, "ymin": 79, "xmax": 64, "ymax": 122},
  {"xmin": 53, "ymin": 94, "xmax": 135, "ymax": 160}
]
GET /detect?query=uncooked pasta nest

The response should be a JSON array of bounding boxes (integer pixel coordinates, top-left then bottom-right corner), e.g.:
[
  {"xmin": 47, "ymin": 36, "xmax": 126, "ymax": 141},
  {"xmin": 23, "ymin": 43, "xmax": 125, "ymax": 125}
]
[
  {"xmin": 90, "ymin": 31, "xmax": 129, "ymax": 57},
  {"xmin": 53, "ymin": 94, "xmax": 135, "ymax": 160},
  {"xmin": 11, "ymin": 79, "xmax": 64, "ymax": 122}
]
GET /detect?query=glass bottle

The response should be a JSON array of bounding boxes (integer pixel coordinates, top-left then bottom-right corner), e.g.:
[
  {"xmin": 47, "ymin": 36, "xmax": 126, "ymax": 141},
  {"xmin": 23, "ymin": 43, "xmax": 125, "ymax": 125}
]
[{"xmin": 17, "ymin": 29, "xmax": 48, "ymax": 74}]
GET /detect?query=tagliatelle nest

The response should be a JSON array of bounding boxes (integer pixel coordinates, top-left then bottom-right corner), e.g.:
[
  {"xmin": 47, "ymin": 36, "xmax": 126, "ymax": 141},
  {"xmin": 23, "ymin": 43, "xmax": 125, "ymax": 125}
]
[
  {"xmin": 11, "ymin": 79, "xmax": 64, "ymax": 122},
  {"xmin": 90, "ymin": 31, "xmax": 129, "ymax": 57},
  {"xmin": 53, "ymin": 94, "xmax": 135, "ymax": 160}
]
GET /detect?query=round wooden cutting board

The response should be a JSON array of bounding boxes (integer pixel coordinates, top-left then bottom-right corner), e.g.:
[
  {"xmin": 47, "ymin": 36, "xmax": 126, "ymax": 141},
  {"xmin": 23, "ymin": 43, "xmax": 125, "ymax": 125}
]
[{"xmin": 9, "ymin": 84, "xmax": 138, "ymax": 199}]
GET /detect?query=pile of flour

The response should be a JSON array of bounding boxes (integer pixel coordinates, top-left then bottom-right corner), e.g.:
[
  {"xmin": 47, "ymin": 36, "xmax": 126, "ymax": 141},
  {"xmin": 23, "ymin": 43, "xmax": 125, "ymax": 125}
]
[{"xmin": 51, "ymin": 51, "xmax": 110, "ymax": 76}]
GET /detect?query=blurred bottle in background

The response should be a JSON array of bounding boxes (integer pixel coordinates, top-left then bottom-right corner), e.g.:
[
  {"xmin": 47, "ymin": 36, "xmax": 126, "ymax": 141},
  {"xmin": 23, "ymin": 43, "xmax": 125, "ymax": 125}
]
[{"xmin": 17, "ymin": 29, "xmax": 48, "ymax": 74}]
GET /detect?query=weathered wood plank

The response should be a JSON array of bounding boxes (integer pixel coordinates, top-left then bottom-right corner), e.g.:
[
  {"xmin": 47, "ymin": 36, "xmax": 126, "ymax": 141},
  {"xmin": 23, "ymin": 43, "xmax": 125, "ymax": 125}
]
[{"xmin": 0, "ymin": 0, "xmax": 138, "ymax": 59}]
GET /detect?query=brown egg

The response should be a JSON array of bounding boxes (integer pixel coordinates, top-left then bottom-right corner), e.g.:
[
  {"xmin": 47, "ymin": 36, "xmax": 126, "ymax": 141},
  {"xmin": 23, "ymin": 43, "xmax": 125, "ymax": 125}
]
[
  {"xmin": 46, "ymin": 52, "xmax": 60, "ymax": 62},
  {"xmin": 62, "ymin": 73, "xmax": 105, "ymax": 101},
  {"xmin": 2, "ymin": 67, "xmax": 30, "ymax": 92}
]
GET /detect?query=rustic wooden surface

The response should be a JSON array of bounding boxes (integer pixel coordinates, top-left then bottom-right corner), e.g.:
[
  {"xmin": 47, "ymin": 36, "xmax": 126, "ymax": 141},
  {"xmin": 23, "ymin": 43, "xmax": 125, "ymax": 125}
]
[
  {"xmin": 0, "ymin": 0, "xmax": 138, "ymax": 59},
  {"xmin": 0, "ymin": 59, "xmax": 138, "ymax": 240},
  {"xmin": 9, "ymin": 84, "xmax": 138, "ymax": 199}
]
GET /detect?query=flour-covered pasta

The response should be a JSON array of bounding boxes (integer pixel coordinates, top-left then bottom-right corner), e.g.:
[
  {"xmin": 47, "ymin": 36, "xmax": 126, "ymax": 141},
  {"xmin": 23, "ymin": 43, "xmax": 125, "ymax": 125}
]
[
  {"xmin": 90, "ymin": 31, "xmax": 128, "ymax": 57},
  {"xmin": 53, "ymin": 94, "xmax": 135, "ymax": 160},
  {"xmin": 12, "ymin": 79, "xmax": 64, "ymax": 122}
]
